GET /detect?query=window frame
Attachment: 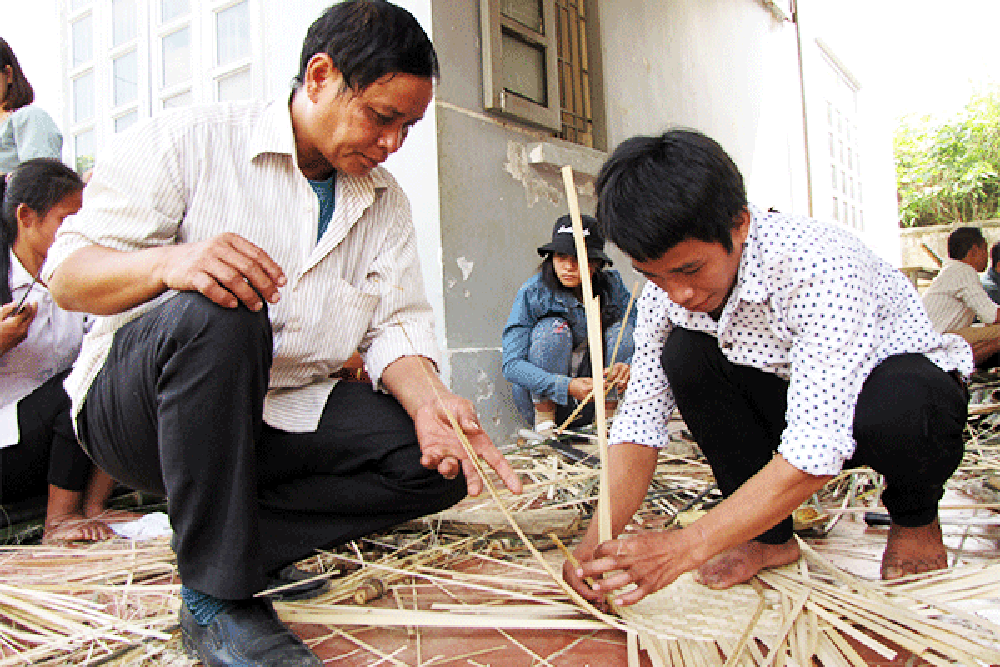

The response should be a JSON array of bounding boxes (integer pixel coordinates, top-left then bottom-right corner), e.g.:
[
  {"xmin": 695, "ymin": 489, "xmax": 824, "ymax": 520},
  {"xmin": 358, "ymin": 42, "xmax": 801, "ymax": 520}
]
[{"xmin": 479, "ymin": 0, "xmax": 561, "ymax": 132}]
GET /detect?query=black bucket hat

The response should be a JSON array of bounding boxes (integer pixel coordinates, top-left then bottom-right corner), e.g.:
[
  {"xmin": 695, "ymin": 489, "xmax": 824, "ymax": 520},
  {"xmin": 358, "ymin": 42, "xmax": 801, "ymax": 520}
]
[{"xmin": 536, "ymin": 214, "xmax": 612, "ymax": 266}]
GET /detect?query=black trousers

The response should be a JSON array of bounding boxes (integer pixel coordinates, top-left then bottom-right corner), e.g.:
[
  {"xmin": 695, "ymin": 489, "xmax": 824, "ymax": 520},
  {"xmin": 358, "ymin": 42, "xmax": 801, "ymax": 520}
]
[
  {"xmin": 663, "ymin": 328, "xmax": 967, "ymax": 544},
  {"xmin": 0, "ymin": 371, "xmax": 93, "ymax": 504},
  {"xmin": 79, "ymin": 293, "xmax": 466, "ymax": 600}
]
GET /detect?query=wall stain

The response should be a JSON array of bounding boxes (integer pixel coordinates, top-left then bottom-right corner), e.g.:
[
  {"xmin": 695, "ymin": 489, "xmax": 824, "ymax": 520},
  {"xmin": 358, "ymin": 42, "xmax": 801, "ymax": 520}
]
[{"xmin": 503, "ymin": 141, "xmax": 561, "ymax": 207}]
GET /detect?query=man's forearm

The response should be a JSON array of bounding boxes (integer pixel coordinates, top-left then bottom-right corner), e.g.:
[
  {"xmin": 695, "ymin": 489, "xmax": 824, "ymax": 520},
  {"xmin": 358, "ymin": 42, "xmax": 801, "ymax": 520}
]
[
  {"xmin": 380, "ymin": 355, "xmax": 444, "ymax": 418},
  {"xmin": 47, "ymin": 245, "xmax": 171, "ymax": 315},
  {"xmin": 578, "ymin": 442, "xmax": 659, "ymax": 552}
]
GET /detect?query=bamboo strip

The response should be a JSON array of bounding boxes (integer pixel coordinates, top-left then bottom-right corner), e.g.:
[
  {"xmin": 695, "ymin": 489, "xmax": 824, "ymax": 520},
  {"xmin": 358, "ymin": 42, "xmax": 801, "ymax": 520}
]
[
  {"xmin": 561, "ymin": 164, "xmax": 611, "ymax": 544},
  {"xmin": 275, "ymin": 604, "xmax": 608, "ymax": 630}
]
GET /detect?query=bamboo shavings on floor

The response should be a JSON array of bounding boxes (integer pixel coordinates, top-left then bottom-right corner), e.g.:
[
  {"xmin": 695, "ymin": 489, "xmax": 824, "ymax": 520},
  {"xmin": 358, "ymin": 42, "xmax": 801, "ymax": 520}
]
[
  {"xmin": 616, "ymin": 539, "xmax": 1000, "ymax": 666},
  {"xmin": 0, "ymin": 537, "xmax": 179, "ymax": 665}
]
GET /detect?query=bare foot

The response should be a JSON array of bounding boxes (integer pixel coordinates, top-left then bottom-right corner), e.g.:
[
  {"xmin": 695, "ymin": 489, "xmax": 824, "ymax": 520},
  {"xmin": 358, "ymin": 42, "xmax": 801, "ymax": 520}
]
[
  {"xmin": 694, "ymin": 539, "xmax": 800, "ymax": 590},
  {"xmin": 84, "ymin": 507, "xmax": 146, "ymax": 523},
  {"xmin": 42, "ymin": 514, "xmax": 117, "ymax": 545},
  {"xmin": 881, "ymin": 518, "xmax": 947, "ymax": 580}
]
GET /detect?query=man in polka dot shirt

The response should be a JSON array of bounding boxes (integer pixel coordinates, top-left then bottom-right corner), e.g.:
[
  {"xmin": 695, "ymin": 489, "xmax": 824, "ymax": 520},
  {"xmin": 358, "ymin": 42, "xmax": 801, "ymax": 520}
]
[{"xmin": 564, "ymin": 129, "xmax": 973, "ymax": 608}]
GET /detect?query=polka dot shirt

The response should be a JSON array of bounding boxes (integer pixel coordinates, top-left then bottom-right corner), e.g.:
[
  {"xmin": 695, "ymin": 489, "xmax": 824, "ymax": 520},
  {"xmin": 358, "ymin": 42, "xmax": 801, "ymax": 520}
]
[{"xmin": 609, "ymin": 206, "xmax": 974, "ymax": 476}]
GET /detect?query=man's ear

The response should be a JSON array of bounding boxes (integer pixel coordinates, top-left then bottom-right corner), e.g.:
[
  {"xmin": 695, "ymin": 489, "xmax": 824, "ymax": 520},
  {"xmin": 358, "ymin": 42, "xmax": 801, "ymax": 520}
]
[
  {"xmin": 14, "ymin": 202, "xmax": 37, "ymax": 229},
  {"xmin": 732, "ymin": 208, "xmax": 752, "ymax": 247},
  {"xmin": 304, "ymin": 53, "xmax": 345, "ymax": 101}
]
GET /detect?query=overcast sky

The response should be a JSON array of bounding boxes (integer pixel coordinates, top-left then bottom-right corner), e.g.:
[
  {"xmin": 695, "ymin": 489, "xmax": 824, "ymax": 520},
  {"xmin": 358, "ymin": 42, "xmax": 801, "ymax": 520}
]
[{"xmin": 4, "ymin": 1, "xmax": 998, "ymax": 126}]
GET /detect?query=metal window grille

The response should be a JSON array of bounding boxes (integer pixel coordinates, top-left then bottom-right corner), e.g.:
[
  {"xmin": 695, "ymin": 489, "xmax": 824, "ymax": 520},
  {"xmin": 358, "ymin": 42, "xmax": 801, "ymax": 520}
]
[{"xmin": 555, "ymin": 0, "xmax": 593, "ymax": 147}]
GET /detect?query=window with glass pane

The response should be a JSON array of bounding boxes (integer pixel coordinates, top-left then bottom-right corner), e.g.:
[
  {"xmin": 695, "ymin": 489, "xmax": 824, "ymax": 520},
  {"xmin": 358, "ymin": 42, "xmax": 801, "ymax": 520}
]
[
  {"xmin": 71, "ymin": 0, "xmax": 91, "ymax": 10},
  {"xmin": 162, "ymin": 27, "xmax": 191, "ymax": 88},
  {"xmin": 163, "ymin": 90, "xmax": 193, "ymax": 109},
  {"xmin": 501, "ymin": 0, "xmax": 543, "ymax": 31},
  {"xmin": 217, "ymin": 68, "xmax": 252, "ymax": 102},
  {"xmin": 113, "ymin": 51, "xmax": 138, "ymax": 107},
  {"xmin": 115, "ymin": 111, "xmax": 139, "ymax": 133},
  {"xmin": 73, "ymin": 72, "xmax": 94, "ymax": 122},
  {"xmin": 75, "ymin": 130, "xmax": 94, "ymax": 174},
  {"xmin": 217, "ymin": 1, "xmax": 250, "ymax": 66},
  {"xmin": 112, "ymin": 0, "xmax": 137, "ymax": 46},
  {"xmin": 161, "ymin": 0, "xmax": 189, "ymax": 22},
  {"xmin": 72, "ymin": 15, "xmax": 93, "ymax": 67},
  {"xmin": 500, "ymin": 31, "xmax": 546, "ymax": 105}
]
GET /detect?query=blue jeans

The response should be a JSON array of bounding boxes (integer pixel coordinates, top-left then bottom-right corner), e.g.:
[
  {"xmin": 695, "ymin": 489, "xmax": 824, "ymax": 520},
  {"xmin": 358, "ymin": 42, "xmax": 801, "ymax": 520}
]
[{"xmin": 512, "ymin": 316, "xmax": 634, "ymax": 426}]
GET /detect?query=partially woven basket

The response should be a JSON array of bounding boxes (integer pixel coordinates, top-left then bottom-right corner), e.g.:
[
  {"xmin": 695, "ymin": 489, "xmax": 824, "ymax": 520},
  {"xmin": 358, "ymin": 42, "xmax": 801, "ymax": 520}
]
[{"xmin": 618, "ymin": 571, "xmax": 783, "ymax": 641}]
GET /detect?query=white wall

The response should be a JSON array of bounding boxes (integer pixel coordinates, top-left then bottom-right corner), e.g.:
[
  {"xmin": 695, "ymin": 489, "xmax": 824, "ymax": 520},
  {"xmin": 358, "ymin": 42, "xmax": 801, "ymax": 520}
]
[
  {"xmin": 594, "ymin": 0, "xmax": 900, "ymax": 262},
  {"xmin": 597, "ymin": 0, "xmax": 809, "ymax": 219},
  {"xmin": 797, "ymin": 0, "xmax": 902, "ymax": 265}
]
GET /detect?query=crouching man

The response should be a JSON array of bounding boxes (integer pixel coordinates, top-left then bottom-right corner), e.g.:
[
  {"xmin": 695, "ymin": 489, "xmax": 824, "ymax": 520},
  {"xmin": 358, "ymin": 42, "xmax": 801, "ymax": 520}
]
[{"xmin": 564, "ymin": 129, "xmax": 969, "ymax": 608}]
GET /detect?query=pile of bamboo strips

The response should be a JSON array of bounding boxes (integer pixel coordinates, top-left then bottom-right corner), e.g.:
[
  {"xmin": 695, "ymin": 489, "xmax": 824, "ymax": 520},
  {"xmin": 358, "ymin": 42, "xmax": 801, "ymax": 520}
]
[
  {"xmin": 0, "ymin": 539, "xmax": 179, "ymax": 665},
  {"xmin": 620, "ymin": 538, "xmax": 1000, "ymax": 666},
  {"xmin": 1, "ymin": 372, "xmax": 999, "ymax": 663}
]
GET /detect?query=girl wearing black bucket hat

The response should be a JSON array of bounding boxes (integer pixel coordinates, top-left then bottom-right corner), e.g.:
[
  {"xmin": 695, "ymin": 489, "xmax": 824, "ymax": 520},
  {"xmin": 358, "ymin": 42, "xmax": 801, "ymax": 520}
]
[{"xmin": 502, "ymin": 214, "xmax": 637, "ymax": 434}]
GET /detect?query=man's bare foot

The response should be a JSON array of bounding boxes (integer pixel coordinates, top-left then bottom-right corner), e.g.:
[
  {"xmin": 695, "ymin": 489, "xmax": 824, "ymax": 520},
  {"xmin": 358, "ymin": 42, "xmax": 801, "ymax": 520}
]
[
  {"xmin": 42, "ymin": 514, "xmax": 117, "ymax": 545},
  {"xmin": 881, "ymin": 518, "xmax": 947, "ymax": 580},
  {"xmin": 694, "ymin": 539, "xmax": 800, "ymax": 590}
]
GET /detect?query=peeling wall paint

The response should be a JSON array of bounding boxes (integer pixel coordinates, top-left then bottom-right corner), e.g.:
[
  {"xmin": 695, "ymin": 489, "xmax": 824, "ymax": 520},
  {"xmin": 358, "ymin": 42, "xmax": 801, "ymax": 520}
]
[
  {"xmin": 475, "ymin": 368, "xmax": 495, "ymax": 403},
  {"xmin": 456, "ymin": 256, "xmax": 475, "ymax": 281},
  {"xmin": 503, "ymin": 141, "xmax": 562, "ymax": 207}
]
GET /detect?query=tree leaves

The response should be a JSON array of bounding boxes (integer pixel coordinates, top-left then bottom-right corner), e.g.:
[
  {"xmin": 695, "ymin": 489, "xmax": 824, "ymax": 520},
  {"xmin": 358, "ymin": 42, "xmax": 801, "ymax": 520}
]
[{"xmin": 895, "ymin": 86, "xmax": 1000, "ymax": 227}]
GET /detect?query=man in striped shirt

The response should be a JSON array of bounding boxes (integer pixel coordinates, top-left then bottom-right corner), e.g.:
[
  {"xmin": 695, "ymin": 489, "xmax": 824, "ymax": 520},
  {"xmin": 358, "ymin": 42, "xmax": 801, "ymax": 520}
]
[
  {"xmin": 922, "ymin": 226, "xmax": 1000, "ymax": 367},
  {"xmin": 42, "ymin": 2, "xmax": 521, "ymax": 665}
]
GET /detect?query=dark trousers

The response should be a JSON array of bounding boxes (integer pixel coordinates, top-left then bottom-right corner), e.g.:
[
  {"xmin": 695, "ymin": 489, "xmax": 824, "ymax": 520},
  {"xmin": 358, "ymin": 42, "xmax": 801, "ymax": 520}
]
[
  {"xmin": 78, "ymin": 293, "xmax": 466, "ymax": 600},
  {"xmin": 0, "ymin": 371, "xmax": 93, "ymax": 503},
  {"xmin": 663, "ymin": 328, "xmax": 967, "ymax": 544}
]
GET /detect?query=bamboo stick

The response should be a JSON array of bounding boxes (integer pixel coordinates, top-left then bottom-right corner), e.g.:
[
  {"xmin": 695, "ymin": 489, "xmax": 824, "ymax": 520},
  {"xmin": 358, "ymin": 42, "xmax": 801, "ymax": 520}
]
[{"xmin": 561, "ymin": 164, "xmax": 611, "ymax": 545}]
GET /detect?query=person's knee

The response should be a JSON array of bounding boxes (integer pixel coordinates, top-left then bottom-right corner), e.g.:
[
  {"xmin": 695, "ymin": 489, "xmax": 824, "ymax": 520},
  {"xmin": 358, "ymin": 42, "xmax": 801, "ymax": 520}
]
[
  {"xmin": 531, "ymin": 317, "xmax": 573, "ymax": 346},
  {"xmin": 854, "ymin": 357, "xmax": 966, "ymax": 477},
  {"xmin": 169, "ymin": 292, "xmax": 272, "ymax": 358},
  {"xmin": 662, "ymin": 327, "xmax": 721, "ymax": 388}
]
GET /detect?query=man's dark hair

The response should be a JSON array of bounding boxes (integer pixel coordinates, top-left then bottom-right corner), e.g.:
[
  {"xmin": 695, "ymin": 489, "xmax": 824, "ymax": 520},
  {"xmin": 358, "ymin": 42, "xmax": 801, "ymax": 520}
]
[
  {"xmin": 0, "ymin": 37, "xmax": 35, "ymax": 111},
  {"xmin": 989, "ymin": 240, "xmax": 1000, "ymax": 270},
  {"xmin": 295, "ymin": 0, "xmax": 438, "ymax": 92},
  {"xmin": 946, "ymin": 226, "xmax": 985, "ymax": 261},
  {"xmin": 595, "ymin": 129, "xmax": 747, "ymax": 262}
]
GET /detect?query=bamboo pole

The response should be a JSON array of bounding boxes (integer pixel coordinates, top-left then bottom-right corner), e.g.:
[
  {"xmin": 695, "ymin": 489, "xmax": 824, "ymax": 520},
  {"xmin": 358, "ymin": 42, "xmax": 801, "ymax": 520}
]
[{"xmin": 560, "ymin": 164, "xmax": 611, "ymax": 543}]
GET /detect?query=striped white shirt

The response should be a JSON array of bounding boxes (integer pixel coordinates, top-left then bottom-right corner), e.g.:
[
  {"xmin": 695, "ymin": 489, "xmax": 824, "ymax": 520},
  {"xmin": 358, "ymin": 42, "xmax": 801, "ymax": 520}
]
[
  {"xmin": 922, "ymin": 259, "xmax": 998, "ymax": 333},
  {"xmin": 42, "ymin": 99, "xmax": 438, "ymax": 433}
]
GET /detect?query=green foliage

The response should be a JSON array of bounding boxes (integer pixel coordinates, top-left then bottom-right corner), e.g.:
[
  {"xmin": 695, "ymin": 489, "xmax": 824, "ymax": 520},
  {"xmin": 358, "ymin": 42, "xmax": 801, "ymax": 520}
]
[{"xmin": 894, "ymin": 87, "xmax": 1000, "ymax": 227}]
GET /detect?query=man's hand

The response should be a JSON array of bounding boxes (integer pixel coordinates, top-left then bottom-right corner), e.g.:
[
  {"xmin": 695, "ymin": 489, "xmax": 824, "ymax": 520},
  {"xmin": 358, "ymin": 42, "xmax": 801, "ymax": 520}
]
[
  {"xmin": 561, "ymin": 539, "xmax": 611, "ymax": 610},
  {"xmin": 574, "ymin": 529, "xmax": 702, "ymax": 607},
  {"xmin": 160, "ymin": 233, "xmax": 286, "ymax": 311},
  {"xmin": 0, "ymin": 302, "xmax": 36, "ymax": 355},
  {"xmin": 413, "ymin": 393, "xmax": 522, "ymax": 497},
  {"xmin": 568, "ymin": 376, "xmax": 594, "ymax": 402},
  {"xmin": 604, "ymin": 362, "xmax": 630, "ymax": 392}
]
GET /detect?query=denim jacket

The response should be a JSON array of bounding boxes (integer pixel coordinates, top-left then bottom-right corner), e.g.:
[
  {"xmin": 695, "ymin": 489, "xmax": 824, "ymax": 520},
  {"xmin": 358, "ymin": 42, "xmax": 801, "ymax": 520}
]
[{"xmin": 501, "ymin": 269, "xmax": 637, "ymax": 406}]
